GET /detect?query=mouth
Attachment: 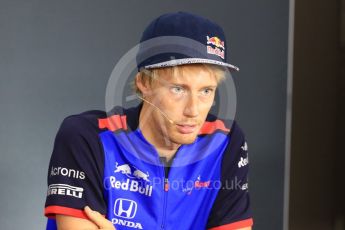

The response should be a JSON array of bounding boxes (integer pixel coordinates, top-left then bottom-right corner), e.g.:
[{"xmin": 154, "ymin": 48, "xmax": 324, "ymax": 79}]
[{"xmin": 176, "ymin": 124, "xmax": 198, "ymax": 134}]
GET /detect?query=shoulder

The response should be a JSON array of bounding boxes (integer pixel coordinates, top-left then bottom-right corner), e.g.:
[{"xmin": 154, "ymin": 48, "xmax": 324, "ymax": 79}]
[
  {"xmin": 229, "ymin": 120, "xmax": 246, "ymax": 144},
  {"xmin": 60, "ymin": 110, "xmax": 107, "ymax": 129},
  {"xmin": 52, "ymin": 110, "xmax": 110, "ymax": 159},
  {"xmin": 219, "ymin": 120, "xmax": 248, "ymax": 173},
  {"xmin": 55, "ymin": 105, "xmax": 138, "ymax": 140},
  {"xmin": 202, "ymin": 112, "xmax": 246, "ymax": 139},
  {"xmin": 57, "ymin": 109, "xmax": 112, "ymax": 137}
]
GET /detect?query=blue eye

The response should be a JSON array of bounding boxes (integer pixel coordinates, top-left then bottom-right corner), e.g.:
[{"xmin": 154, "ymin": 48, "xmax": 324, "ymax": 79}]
[
  {"xmin": 171, "ymin": 86, "xmax": 185, "ymax": 95},
  {"xmin": 201, "ymin": 88, "xmax": 214, "ymax": 96}
]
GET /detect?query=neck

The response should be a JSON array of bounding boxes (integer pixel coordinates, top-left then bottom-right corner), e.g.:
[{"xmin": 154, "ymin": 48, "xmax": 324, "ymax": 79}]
[{"xmin": 138, "ymin": 103, "xmax": 180, "ymax": 160}]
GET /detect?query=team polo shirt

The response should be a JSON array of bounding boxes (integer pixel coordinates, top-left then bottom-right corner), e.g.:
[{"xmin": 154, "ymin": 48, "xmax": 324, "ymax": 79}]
[{"xmin": 44, "ymin": 104, "xmax": 253, "ymax": 230}]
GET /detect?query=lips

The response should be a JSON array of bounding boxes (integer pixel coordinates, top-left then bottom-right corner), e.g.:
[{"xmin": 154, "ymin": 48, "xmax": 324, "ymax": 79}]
[{"xmin": 176, "ymin": 124, "xmax": 197, "ymax": 134}]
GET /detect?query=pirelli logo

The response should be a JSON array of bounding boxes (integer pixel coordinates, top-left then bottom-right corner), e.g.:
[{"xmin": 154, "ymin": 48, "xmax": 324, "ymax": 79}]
[{"xmin": 47, "ymin": 184, "xmax": 84, "ymax": 199}]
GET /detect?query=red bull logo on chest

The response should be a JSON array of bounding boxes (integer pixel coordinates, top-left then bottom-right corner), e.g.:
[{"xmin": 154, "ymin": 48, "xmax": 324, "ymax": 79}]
[{"xmin": 106, "ymin": 162, "xmax": 153, "ymax": 197}]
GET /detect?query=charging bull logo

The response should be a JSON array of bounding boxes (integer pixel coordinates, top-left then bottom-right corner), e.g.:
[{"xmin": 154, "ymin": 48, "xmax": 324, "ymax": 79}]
[
  {"xmin": 114, "ymin": 163, "xmax": 132, "ymax": 175},
  {"xmin": 133, "ymin": 169, "xmax": 150, "ymax": 182},
  {"xmin": 206, "ymin": 36, "xmax": 225, "ymax": 49},
  {"xmin": 111, "ymin": 162, "xmax": 153, "ymax": 197},
  {"xmin": 206, "ymin": 35, "xmax": 225, "ymax": 59},
  {"xmin": 114, "ymin": 162, "xmax": 150, "ymax": 182}
]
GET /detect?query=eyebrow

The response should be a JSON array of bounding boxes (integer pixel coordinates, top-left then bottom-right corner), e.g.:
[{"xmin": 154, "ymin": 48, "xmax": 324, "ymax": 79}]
[{"xmin": 170, "ymin": 83, "xmax": 217, "ymax": 89}]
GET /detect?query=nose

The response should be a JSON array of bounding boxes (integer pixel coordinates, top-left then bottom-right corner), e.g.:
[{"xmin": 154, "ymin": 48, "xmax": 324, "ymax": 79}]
[{"xmin": 183, "ymin": 93, "xmax": 199, "ymax": 117}]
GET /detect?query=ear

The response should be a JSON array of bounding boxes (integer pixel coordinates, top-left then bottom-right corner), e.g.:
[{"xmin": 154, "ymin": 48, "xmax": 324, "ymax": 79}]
[{"xmin": 135, "ymin": 72, "xmax": 152, "ymax": 96}]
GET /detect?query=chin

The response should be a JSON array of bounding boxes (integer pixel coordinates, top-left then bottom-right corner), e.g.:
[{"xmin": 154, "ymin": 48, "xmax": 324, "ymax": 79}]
[{"xmin": 171, "ymin": 133, "xmax": 198, "ymax": 145}]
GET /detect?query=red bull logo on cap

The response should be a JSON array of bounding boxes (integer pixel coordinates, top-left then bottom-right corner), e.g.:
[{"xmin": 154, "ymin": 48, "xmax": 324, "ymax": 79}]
[
  {"xmin": 206, "ymin": 35, "xmax": 225, "ymax": 59},
  {"xmin": 206, "ymin": 36, "xmax": 225, "ymax": 49}
]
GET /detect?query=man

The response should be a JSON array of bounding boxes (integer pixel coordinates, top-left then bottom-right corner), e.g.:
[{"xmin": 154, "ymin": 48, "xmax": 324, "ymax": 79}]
[{"xmin": 44, "ymin": 11, "xmax": 253, "ymax": 230}]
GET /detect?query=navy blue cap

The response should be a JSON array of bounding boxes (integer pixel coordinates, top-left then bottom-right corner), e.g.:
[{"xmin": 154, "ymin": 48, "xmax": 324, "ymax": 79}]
[{"xmin": 136, "ymin": 11, "xmax": 239, "ymax": 72}]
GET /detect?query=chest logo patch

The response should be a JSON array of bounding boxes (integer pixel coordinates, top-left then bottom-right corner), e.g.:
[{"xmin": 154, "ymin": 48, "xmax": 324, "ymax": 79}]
[
  {"xmin": 114, "ymin": 162, "xmax": 150, "ymax": 182},
  {"xmin": 104, "ymin": 162, "xmax": 153, "ymax": 197}
]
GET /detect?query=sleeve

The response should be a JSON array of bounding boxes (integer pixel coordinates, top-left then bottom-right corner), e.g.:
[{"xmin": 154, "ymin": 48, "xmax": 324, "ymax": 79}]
[
  {"xmin": 207, "ymin": 121, "xmax": 253, "ymax": 229},
  {"xmin": 44, "ymin": 115, "xmax": 106, "ymax": 220}
]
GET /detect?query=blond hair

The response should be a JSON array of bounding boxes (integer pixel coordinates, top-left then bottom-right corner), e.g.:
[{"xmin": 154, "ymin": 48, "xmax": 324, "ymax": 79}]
[{"xmin": 133, "ymin": 64, "xmax": 226, "ymax": 96}]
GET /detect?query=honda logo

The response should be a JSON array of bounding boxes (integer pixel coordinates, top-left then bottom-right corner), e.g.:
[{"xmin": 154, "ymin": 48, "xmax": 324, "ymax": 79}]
[{"xmin": 114, "ymin": 198, "xmax": 137, "ymax": 219}]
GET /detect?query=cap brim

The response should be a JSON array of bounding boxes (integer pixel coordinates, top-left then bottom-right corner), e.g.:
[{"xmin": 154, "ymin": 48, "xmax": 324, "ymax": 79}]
[{"xmin": 144, "ymin": 58, "xmax": 239, "ymax": 72}]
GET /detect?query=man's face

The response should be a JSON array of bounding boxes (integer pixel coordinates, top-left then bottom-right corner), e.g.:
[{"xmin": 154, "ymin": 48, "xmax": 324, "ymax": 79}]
[{"xmin": 143, "ymin": 65, "xmax": 218, "ymax": 145}]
